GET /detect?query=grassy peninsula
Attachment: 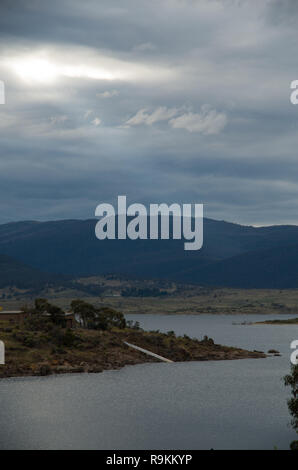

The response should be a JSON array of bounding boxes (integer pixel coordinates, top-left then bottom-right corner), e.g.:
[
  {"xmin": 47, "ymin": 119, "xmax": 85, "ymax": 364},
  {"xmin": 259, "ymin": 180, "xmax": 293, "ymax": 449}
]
[{"xmin": 0, "ymin": 299, "xmax": 266, "ymax": 379}]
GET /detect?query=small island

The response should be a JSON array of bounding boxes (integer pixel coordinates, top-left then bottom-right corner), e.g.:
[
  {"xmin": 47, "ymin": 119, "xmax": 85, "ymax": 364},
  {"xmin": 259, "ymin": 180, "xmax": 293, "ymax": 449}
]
[
  {"xmin": 255, "ymin": 317, "xmax": 298, "ymax": 325},
  {"xmin": 0, "ymin": 299, "xmax": 266, "ymax": 379}
]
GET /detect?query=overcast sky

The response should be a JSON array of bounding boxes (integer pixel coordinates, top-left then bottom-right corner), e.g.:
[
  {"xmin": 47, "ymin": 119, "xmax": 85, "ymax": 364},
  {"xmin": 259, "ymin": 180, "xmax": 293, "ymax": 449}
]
[{"xmin": 0, "ymin": 0, "xmax": 298, "ymax": 226}]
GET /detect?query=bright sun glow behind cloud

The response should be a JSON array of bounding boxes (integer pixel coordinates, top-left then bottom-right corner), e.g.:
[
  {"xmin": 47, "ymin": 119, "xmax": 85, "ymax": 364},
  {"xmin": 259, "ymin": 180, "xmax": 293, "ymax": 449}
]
[
  {"xmin": 5, "ymin": 51, "xmax": 174, "ymax": 85},
  {"xmin": 11, "ymin": 58, "xmax": 59, "ymax": 83},
  {"xmin": 8, "ymin": 57, "xmax": 120, "ymax": 84}
]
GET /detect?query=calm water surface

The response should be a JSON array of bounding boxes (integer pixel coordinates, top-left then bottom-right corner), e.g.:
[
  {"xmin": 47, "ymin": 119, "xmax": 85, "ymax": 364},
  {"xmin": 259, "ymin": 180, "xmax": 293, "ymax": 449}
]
[{"xmin": 0, "ymin": 313, "xmax": 297, "ymax": 449}]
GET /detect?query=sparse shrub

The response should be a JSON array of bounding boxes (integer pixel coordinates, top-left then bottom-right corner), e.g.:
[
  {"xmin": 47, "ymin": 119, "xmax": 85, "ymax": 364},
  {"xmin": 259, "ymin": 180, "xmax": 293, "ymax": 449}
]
[
  {"xmin": 202, "ymin": 335, "xmax": 215, "ymax": 346},
  {"xmin": 126, "ymin": 320, "xmax": 141, "ymax": 330},
  {"xmin": 166, "ymin": 330, "xmax": 176, "ymax": 337},
  {"xmin": 20, "ymin": 333, "xmax": 38, "ymax": 348},
  {"xmin": 3, "ymin": 327, "xmax": 13, "ymax": 333},
  {"xmin": 290, "ymin": 441, "xmax": 298, "ymax": 451},
  {"xmin": 51, "ymin": 346, "xmax": 66, "ymax": 355},
  {"xmin": 61, "ymin": 329, "xmax": 77, "ymax": 347},
  {"xmin": 284, "ymin": 364, "xmax": 298, "ymax": 449},
  {"xmin": 24, "ymin": 315, "xmax": 52, "ymax": 332},
  {"xmin": 48, "ymin": 327, "xmax": 78, "ymax": 347},
  {"xmin": 39, "ymin": 364, "xmax": 52, "ymax": 376}
]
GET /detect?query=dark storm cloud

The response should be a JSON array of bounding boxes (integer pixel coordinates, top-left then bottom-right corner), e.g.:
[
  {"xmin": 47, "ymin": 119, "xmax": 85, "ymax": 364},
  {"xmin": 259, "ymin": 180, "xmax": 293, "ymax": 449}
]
[
  {"xmin": 0, "ymin": 0, "xmax": 298, "ymax": 225},
  {"xmin": 0, "ymin": 0, "xmax": 222, "ymax": 55}
]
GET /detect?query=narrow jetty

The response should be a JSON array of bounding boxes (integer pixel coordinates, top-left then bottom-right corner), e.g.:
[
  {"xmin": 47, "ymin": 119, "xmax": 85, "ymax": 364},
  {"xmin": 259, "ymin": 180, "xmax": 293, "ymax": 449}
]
[{"xmin": 123, "ymin": 341, "xmax": 174, "ymax": 363}]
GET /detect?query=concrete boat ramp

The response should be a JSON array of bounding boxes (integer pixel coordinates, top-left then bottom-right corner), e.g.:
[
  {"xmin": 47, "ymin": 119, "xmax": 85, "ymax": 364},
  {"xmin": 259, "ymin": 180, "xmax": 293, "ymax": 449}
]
[{"xmin": 123, "ymin": 341, "xmax": 174, "ymax": 363}]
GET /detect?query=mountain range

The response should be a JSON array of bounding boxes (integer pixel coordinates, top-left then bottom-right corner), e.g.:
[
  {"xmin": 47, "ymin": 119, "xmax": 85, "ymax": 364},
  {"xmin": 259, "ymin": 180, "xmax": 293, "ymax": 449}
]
[{"xmin": 0, "ymin": 217, "xmax": 298, "ymax": 288}]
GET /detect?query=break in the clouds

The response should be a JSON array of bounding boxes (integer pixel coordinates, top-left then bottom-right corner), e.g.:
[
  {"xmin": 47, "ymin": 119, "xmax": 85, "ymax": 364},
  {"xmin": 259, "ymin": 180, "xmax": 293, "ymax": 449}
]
[{"xmin": 0, "ymin": 0, "xmax": 298, "ymax": 225}]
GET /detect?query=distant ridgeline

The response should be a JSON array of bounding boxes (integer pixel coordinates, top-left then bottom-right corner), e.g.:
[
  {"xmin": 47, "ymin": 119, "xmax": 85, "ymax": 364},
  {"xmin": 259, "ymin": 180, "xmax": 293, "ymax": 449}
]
[{"xmin": 1, "ymin": 218, "xmax": 298, "ymax": 288}]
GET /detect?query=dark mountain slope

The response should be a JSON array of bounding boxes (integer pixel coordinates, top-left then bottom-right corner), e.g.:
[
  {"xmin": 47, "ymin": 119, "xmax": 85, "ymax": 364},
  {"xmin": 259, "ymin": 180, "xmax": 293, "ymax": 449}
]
[
  {"xmin": 0, "ymin": 218, "xmax": 298, "ymax": 287},
  {"xmin": 0, "ymin": 218, "xmax": 245, "ymax": 277},
  {"xmin": 186, "ymin": 243, "xmax": 298, "ymax": 288},
  {"xmin": 0, "ymin": 254, "xmax": 62, "ymax": 289}
]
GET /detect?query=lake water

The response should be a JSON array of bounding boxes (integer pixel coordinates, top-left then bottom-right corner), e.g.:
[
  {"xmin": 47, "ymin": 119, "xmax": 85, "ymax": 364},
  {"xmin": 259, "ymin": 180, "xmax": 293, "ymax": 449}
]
[{"xmin": 0, "ymin": 313, "xmax": 297, "ymax": 449}]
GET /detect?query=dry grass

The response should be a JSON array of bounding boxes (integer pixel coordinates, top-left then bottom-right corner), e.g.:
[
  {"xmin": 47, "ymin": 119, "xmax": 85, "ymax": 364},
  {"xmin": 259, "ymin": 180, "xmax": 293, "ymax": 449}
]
[
  {"xmin": 0, "ymin": 319, "xmax": 266, "ymax": 379},
  {"xmin": 2, "ymin": 284, "xmax": 298, "ymax": 315}
]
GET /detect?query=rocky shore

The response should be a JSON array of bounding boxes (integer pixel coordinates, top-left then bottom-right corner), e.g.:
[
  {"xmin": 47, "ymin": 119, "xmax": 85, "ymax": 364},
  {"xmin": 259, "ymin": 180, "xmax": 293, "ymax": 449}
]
[{"xmin": 0, "ymin": 324, "xmax": 266, "ymax": 379}]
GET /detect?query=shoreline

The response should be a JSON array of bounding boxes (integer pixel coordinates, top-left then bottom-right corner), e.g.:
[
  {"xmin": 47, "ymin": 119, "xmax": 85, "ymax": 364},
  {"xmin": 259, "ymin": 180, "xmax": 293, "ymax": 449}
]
[
  {"xmin": 254, "ymin": 317, "xmax": 298, "ymax": 325},
  {"xmin": 0, "ymin": 326, "xmax": 267, "ymax": 380},
  {"xmin": 0, "ymin": 353, "xmax": 267, "ymax": 381}
]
